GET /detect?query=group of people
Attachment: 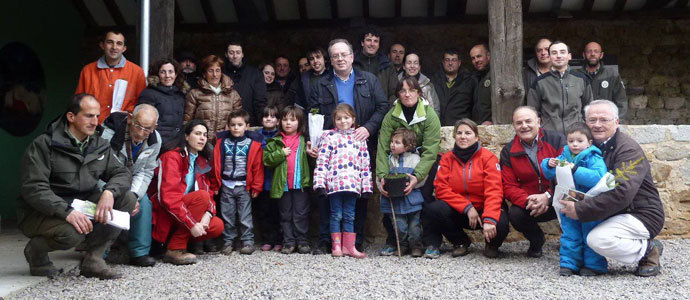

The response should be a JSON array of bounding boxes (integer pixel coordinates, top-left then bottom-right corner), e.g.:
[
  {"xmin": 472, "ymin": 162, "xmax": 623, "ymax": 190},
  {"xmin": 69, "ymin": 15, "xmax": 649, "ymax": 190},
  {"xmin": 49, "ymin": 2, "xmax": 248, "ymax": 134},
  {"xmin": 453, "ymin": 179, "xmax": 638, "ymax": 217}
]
[{"xmin": 18, "ymin": 27, "xmax": 662, "ymax": 282}]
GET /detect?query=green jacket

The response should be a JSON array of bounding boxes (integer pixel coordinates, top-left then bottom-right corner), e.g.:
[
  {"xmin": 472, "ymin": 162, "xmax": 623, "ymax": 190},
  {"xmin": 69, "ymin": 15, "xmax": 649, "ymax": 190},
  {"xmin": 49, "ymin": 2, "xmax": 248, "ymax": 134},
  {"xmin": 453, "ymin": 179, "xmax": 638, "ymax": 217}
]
[
  {"xmin": 263, "ymin": 134, "xmax": 312, "ymax": 199},
  {"xmin": 376, "ymin": 98, "xmax": 441, "ymax": 182},
  {"xmin": 18, "ymin": 117, "xmax": 132, "ymax": 224}
]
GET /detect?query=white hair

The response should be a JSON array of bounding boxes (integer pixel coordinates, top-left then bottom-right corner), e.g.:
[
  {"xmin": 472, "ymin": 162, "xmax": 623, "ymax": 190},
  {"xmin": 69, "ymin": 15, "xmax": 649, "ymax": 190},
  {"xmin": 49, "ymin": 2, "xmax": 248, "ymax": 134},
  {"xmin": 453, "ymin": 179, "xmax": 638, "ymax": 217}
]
[
  {"xmin": 584, "ymin": 99, "xmax": 619, "ymax": 120},
  {"xmin": 327, "ymin": 39, "xmax": 353, "ymax": 56},
  {"xmin": 132, "ymin": 103, "xmax": 159, "ymax": 121}
]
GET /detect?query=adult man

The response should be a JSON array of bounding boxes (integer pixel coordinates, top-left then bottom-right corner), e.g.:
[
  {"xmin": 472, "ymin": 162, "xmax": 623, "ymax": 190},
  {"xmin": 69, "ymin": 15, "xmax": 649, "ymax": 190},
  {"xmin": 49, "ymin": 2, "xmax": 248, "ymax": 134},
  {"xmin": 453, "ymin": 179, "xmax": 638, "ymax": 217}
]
[
  {"xmin": 523, "ymin": 38, "xmax": 552, "ymax": 93},
  {"xmin": 353, "ymin": 27, "xmax": 399, "ymax": 102},
  {"xmin": 298, "ymin": 57, "xmax": 311, "ymax": 74},
  {"xmin": 527, "ymin": 41, "xmax": 593, "ymax": 135},
  {"xmin": 275, "ymin": 55, "xmax": 297, "ymax": 92},
  {"xmin": 308, "ymin": 39, "xmax": 389, "ymax": 251},
  {"xmin": 222, "ymin": 40, "xmax": 268, "ymax": 125},
  {"xmin": 18, "ymin": 94, "xmax": 137, "ymax": 279},
  {"xmin": 430, "ymin": 48, "xmax": 476, "ymax": 126},
  {"xmin": 500, "ymin": 106, "xmax": 564, "ymax": 257},
  {"xmin": 388, "ymin": 43, "xmax": 405, "ymax": 75},
  {"xmin": 176, "ymin": 49, "xmax": 200, "ymax": 90},
  {"xmin": 295, "ymin": 48, "xmax": 329, "ymax": 111},
  {"xmin": 76, "ymin": 31, "xmax": 146, "ymax": 124},
  {"xmin": 101, "ymin": 104, "xmax": 161, "ymax": 267},
  {"xmin": 560, "ymin": 100, "xmax": 664, "ymax": 277},
  {"xmin": 470, "ymin": 44, "xmax": 493, "ymax": 125},
  {"xmin": 575, "ymin": 42, "xmax": 628, "ymax": 119}
]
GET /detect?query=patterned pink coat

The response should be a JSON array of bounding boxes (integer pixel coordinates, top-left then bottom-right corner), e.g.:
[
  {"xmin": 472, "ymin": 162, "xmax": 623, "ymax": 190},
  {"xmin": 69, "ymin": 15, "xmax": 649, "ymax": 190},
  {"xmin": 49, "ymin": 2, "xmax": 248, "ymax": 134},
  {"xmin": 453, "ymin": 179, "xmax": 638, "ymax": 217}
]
[{"xmin": 313, "ymin": 129, "xmax": 373, "ymax": 196}]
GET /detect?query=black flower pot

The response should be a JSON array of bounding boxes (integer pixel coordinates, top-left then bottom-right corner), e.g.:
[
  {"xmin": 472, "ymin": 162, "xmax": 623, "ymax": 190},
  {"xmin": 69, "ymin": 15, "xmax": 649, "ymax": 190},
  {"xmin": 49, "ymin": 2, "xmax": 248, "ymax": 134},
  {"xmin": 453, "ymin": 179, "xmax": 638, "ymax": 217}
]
[{"xmin": 385, "ymin": 176, "xmax": 408, "ymax": 198}]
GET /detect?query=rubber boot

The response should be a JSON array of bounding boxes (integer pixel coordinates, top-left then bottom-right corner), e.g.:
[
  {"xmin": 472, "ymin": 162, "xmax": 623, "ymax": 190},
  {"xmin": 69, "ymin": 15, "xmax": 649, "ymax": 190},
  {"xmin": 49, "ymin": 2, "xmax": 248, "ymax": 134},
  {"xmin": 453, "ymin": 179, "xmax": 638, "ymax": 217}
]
[
  {"xmin": 342, "ymin": 232, "xmax": 366, "ymax": 259},
  {"xmin": 331, "ymin": 233, "xmax": 343, "ymax": 257},
  {"xmin": 80, "ymin": 225, "xmax": 122, "ymax": 279},
  {"xmin": 24, "ymin": 237, "xmax": 59, "ymax": 277}
]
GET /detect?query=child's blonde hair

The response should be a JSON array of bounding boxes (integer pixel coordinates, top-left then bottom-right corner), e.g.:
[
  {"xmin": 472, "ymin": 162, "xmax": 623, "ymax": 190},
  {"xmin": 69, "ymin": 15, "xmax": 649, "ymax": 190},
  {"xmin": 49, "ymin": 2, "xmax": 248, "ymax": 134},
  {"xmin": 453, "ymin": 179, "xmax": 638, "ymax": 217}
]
[
  {"xmin": 332, "ymin": 104, "xmax": 357, "ymax": 128},
  {"xmin": 391, "ymin": 128, "xmax": 416, "ymax": 151}
]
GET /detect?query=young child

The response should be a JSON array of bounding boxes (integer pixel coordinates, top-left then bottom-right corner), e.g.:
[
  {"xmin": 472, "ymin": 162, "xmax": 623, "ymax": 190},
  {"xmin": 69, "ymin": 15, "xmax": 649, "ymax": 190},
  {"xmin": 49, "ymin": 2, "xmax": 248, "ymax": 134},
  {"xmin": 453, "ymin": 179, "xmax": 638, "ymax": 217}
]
[
  {"xmin": 379, "ymin": 128, "xmax": 425, "ymax": 257},
  {"xmin": 263, "ymin": 105, "xmax": 312, "ymax": 254},
  {"xmin": 541, "ymin": 122, "xmax": 609, "ymax": 276},
  {"xmin": 313, "ymin": 104, "xmax": 372, "ymax": 259},
  {"xmin": 213, "ymin": 110, "xmax": 264, "ymax": 255},
  {"xmin": 256, "ymin": 106, "xmax": 283, "ymax": 252}
]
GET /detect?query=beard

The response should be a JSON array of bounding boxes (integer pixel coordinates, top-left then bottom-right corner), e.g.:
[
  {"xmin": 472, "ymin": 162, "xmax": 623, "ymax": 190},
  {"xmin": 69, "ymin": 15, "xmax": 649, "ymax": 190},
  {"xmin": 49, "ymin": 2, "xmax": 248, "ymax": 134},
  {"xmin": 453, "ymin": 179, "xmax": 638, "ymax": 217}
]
[{"xmin": 587, "ymin": 58, "xmax": 600, "ymax": 67}]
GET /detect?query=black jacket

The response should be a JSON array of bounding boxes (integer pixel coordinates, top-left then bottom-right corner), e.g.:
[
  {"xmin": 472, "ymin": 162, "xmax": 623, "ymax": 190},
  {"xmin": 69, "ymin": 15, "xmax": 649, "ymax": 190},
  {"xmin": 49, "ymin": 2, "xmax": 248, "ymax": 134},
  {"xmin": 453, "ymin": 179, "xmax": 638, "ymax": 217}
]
[
  {"xmin": 223, "ymin": 61, "xmax": 268, "ymax": 125},
  {"xmin": 472, "ymin": 67, "xmax": 492, "ymax": 124},
  {"xmin": 137, "ymin": 76, "xmax": 188, "ymax": 143},
  {"xmin": 430, "ymin": 69, "xmax": 476, "ymax": 126}
]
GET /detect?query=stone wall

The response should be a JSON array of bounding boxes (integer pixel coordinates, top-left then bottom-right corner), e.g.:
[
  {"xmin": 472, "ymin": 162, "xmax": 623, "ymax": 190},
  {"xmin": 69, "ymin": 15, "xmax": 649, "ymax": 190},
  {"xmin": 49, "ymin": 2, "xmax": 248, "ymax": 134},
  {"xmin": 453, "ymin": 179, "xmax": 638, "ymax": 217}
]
[{"xmin": 361, "ymin": 124, "xmax": 690, "ymax": 244}]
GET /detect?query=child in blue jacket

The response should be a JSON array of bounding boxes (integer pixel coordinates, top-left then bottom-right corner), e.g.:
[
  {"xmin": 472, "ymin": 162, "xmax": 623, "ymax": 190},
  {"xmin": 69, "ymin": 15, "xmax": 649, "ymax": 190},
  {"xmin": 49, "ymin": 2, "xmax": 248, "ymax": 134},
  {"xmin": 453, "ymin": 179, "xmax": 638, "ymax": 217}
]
[{"xmin": 541, "ymin": 122, "xmax": 608, "ymax": 276}]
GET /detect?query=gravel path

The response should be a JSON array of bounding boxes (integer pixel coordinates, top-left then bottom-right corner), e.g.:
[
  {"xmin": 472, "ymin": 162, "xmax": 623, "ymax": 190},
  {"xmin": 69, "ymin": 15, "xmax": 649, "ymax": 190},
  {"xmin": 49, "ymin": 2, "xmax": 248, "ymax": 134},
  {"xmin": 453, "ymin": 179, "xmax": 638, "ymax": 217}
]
[{"xmin": 8, "ymin": 239, "xmax": 690, "ymax": 299}]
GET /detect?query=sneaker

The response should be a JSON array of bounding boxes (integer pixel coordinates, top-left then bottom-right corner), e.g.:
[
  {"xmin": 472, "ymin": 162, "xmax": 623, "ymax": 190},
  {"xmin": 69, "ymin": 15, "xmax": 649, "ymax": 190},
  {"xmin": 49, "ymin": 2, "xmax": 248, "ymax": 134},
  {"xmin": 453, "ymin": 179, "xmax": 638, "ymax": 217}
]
[
  {"xmin": 423, "ymin": 246, "xmax": 440, "ymax": 259},
  {"xmin": 452, "ymin": 243, "xmax": 470, "ymax": 257},
  {"xmin": 410, "ymin": 247, "xmax": 424, "ymax": 258},
  {"xmin": 579, "ymin": 267, "xmax": 604, "ymax": 277},
  {"xmin": 297, "ymin": 244, "xmax": 311, "ymax": 254},
  {"xmin": 483, "ymin": 245, "xmax": 499, "ymax": 258},
  {"xmin": 261, "ymin": 244, "xmax": 272, "ymax": 251},
  {"xmin": 281, "ymin": 244, "xmax": 295, "ymax": 254},
  {"xmin": 273, "ymin": 244, "xmax": 283, "ymax": 252},
  {"xmin": 220, "ymin": 245, "xmax": 234, "ymax": 256},
  {"xmin": 379, "ymin": 245, "xmax": 395, "ymax": 256},
  {"xmin": 240, "ymin": 244, "xmax": 255, "ymax": 255},
  {"xmin": 635, "ymin": 239, "xmax": 663, "ymax": 277},
  {"xmin": 559, "ymin": 267, "xmax": 575, "ymax": 276}
]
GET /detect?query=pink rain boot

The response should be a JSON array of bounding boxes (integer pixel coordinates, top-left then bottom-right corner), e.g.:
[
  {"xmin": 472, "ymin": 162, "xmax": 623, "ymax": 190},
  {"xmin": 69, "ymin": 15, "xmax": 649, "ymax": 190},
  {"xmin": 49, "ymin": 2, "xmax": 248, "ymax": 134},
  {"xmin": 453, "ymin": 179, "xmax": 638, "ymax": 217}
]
[
  {"xmin": 331, "ymin": 233, "xmax": 343, "ymax": 257},
  {"xmin": 342, "ymin": 232, "xmax": 366, "ymax": 259}
]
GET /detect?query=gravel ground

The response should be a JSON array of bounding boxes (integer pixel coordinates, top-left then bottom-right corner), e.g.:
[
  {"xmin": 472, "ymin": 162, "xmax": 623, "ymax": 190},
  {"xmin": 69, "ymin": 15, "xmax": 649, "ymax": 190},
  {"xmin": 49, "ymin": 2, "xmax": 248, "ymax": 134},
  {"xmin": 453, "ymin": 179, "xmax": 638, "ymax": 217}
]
[{"xmin": 8, "ymin": 239, "xmax": 690, "ymax": 299}]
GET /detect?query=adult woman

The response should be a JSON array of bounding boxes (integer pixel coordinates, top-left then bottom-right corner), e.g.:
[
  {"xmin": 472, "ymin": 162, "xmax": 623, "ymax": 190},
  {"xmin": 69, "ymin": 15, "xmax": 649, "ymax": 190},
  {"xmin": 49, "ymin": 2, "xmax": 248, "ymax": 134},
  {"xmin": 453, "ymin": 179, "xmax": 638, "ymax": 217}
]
[
  {"xmin": 261, "ymin": 63, "xmax": 287, "ymax": 111},
  {"xmin": 150, "ymin": 120, "xmax": 224, "ymax": 265},
  {"xmin": 137, "ymin": 58, "xmax": 189, "ymax": 143},
  {"xmin": 397, "ymin": 52, "xmax": 440, "ymax": 116},
  {"xmin": 376, "ymin": 77, "xmax": 441, "ymax": 256},
  {"xmin": 184, "ymin": 55, "xmax": 242, "ymax": 142},
  {"xmin": 422, "ymin": 119, "xmax": 509, "ymax": 259}
]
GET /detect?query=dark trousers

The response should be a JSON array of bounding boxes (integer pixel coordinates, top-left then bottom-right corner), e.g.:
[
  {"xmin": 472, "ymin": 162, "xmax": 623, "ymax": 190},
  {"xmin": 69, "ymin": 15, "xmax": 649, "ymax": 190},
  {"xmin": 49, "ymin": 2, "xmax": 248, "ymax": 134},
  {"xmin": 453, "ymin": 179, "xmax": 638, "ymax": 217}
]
[
  {"xmin": 420, "ymin": 155, "xmax": 441, "ymax": 203},
  {"xmin": 315, "ymin": 190, "xmax": 330, "ymax": 244},
  {"xmin": 422, "ymin": 200, "xmax": 510, "ymax": 249},
  {"xmin": 278, "ymin": 189, "xmax": 310, "ymax": 246},
  {"xmin": 508, "ymin": 205, "xmax": 557, "ymax": 245},
  {"xmin": 256, "ymin": 191, "xmax": 282, "ymax": 245},
  {"xmin": 353, "ymin": 197, "xmax": 368, "ymax": 246}
]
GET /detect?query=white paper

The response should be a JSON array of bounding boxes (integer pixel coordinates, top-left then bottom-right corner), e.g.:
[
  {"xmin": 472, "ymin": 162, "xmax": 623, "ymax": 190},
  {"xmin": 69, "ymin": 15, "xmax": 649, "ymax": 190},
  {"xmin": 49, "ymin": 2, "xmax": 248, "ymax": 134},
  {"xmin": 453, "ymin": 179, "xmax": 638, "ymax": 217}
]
[
  {"xmin": 111, "ymin": 79, "xmax": 128, "ymax": 113},
  {"xmin": 553, "ymin": 165, "xmax": 576, "ymax": 225},
  {"xmin": 308, "ymin": 113, "xmax": 324, "ymax": 150},
  {"xmin": 71, "ymin": 199, "xmax": 130, "ymax": 230}
]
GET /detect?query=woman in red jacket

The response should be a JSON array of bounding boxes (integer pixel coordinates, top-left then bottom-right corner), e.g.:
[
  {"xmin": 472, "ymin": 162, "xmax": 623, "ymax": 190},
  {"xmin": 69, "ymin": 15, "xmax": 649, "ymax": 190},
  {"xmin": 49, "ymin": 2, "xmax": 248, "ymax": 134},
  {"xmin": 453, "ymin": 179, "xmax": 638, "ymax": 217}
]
[
  {"xmin": 422, "ymin": 119, "xmax": 509, "ymax": 259},
  {"xmin": 150, "ymin": 119, "xmax": 224, "ymax": 265}
]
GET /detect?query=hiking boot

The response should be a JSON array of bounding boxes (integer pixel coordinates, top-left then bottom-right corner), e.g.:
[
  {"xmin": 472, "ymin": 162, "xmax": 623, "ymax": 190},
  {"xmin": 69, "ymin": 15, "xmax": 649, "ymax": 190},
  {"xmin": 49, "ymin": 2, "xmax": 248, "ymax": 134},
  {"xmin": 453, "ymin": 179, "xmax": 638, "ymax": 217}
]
[
  {"xmin": 452, "ymin": 243, "xmax": 471, "ymax": 257},
  {"xmin": 559, "ymin": 267, "xmax": 575, "ymax": 276},
  {"xmin": 423, "ymin": 245, "xmax": 440, "ymax": 259},
  {"xmin": 297, "ymin": 244, "xmax": 312, "ymax": 254},
  {"xmin": 24, "ymin": 237, "xmax": 59, "ymax": 278},
  {"xmin": 281, "ymin": 244, "xmax": 295, "ymax": 254},
  {"xmin": 240, "ymin": 244, "xmax": 255, "ymax": 255},
  {"xmin": 220, "ymin": 245, "xmax": 234, "ymax": 256},
  {"xmin": 579, "ymin": 267, "xmax": 604, "ymax": 277},
  {"xmin": 410, "ymin": 247, "xmax": 424, "ymax": 258},
  {"xmin": 163, "ymin": 249, "xmax": 197, "ymax": 265},
  {"xmin": 189, "ymin": 241, "xmax": 204, "ymax": 255},
  {"xmin": 204, "ymin": 239, "xmax": 219, "ymax": 253},
  {"xmin": 483, "ymin": 244, "xmax": 499, "ymax": 258},
  {"xmin": 129, "ymin": 255, "xmax": 156, "ymax": 267},
  {"xmin": 527, "ymin": 236, "xmax": 545, "ymax": 258},
  {"xmin": 635, "ymin": 239, "xmax": 663, "ymax": 277},
  {"xmin": 379, "ymin": 245, "xmax": 395, "ymax": 256},
  {"xmin": 80, "ymin": 226, "xmax": 123, "ymax": 279}
]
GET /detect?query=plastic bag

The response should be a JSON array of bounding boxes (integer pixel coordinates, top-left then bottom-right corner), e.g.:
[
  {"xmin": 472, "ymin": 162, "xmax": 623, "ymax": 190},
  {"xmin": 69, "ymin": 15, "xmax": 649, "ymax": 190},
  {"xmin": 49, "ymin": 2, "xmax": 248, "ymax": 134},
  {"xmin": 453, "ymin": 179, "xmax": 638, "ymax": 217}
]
[{"xmin": 308, "ymin": 113, "xmax": 324, "ymax": 150}]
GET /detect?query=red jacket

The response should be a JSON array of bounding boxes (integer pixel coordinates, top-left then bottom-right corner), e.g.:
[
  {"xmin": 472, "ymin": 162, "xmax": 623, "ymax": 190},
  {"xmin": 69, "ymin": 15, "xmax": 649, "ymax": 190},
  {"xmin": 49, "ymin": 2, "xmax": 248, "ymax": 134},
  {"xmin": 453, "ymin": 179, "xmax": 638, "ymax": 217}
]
[
  {"xmin": 499, "ymin": 129, "xmax": 564, "ymax": 209},
  {"xmin": 149, "ymin": 148, "xmax": 218, "ymax": 243},
  {"xmin": 213, "ymin": 130, "xmax": 264, "ymax": 195},
  {"xmin": 434, "ymin": 146, "xmax": 503, "ymax": 224}
]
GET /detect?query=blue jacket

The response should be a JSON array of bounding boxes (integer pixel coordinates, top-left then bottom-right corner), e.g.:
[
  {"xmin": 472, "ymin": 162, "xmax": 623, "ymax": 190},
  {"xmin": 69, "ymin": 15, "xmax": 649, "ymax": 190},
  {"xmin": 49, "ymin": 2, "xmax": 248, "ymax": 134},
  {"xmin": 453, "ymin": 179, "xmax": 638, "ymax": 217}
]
[
  {"xmin": 259, "ymin": 128, "xmax": 279, "ymax": 191},
  {"xmin": 541, "ymin": 145, "xmax": 608, "ymax": 193},
  {"xmin": 380, "ymin": 152, "xmax": 424, "ymax": 215}
]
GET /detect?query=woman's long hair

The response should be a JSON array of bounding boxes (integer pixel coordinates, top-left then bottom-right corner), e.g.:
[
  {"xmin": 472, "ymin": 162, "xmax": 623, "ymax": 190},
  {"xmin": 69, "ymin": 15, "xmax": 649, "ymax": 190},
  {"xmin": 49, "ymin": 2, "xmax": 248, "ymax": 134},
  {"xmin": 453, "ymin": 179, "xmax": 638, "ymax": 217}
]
[
  {"xmin": 149, "ymin": 58, "xmax": 185, "ymax": 90},
  {"xmin": 160, "ymin": 119, "xmax": 213, "ymax": 160}
]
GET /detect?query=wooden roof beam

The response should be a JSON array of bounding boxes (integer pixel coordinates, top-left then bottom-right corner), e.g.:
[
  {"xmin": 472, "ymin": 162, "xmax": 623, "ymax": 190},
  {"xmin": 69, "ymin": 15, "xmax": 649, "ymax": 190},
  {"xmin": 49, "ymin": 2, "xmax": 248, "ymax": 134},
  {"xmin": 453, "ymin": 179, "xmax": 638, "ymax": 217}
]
[{"xmin": 201, "ymin": 0, "xmax": 217, "ymax": 24}]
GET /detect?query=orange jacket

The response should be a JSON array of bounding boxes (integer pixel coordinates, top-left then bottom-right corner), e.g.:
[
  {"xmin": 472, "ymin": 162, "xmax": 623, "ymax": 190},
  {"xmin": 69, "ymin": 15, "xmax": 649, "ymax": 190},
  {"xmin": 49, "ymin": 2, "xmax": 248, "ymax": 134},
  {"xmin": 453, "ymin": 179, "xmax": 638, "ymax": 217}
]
[
  {"xmin": 434, "ymin": 146, "xmax": 503, "ymax": 225},
  {"xmin": 75, "ymin": 58, "xmax": 146, "ymax": 123}
]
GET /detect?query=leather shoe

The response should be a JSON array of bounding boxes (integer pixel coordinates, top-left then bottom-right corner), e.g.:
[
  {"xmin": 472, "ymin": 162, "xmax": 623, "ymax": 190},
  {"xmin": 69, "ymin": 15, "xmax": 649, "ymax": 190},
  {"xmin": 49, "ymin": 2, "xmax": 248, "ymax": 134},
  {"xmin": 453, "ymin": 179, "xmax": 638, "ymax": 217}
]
[{"xmin": 129, "ymin": 255, "xmax": 156, "ymax": 267}]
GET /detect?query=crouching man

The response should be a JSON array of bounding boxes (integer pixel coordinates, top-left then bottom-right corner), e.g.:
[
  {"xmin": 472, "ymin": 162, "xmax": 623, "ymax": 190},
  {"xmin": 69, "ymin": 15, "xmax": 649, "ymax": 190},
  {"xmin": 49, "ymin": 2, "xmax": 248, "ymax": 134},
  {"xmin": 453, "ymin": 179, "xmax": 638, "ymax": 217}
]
[{"xmin": 18, "ymin": 93, "xmax": 137, "ymax": 279}]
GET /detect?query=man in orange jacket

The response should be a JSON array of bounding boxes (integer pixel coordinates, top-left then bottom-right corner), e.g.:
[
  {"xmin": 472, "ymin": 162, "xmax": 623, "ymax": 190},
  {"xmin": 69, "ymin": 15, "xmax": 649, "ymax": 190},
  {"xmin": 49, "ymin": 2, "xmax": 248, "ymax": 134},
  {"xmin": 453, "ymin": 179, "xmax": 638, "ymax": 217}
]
[{"xmin": 75, "ymin": 31, "xmax": 146, "ymax": 123}]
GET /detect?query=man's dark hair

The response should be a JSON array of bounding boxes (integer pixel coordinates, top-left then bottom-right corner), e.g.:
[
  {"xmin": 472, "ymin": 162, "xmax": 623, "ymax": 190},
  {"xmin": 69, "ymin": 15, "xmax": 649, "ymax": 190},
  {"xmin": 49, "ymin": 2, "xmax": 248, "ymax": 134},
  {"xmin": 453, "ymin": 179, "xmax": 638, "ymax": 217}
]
[
  {"xmin": 102, "ymin": 30, "xmax": 126, "ymax": 44},
  {"xmin": 275, "ymin": 54, "xmax": 290, "ymax": 64},
  {"xmin": 306, "ymin": 47, "xmax": 327, "ymax": 59},
  {"xmin": 225, "ymin": 38, "xmax": 244, "ymax": 51},
  {"xmin": 228, "ymin": 109, "xmax": 251, "ymax": 124},
  {"xmin": 549, "ymin": 40, "xmax": 571, "ymax": 53},
  {"xmin": 472, "ymin": 43, "xmax": 490, "ymax": 53},
  {"xmin": 360, "ymin": 26, "xmax": 382, "ymax": 42},
  {"xmin": 442, "ymin": 48, "xmax": 460, "ymax": 60},
  {"xmin": 67, "ymin": 93, "xmax": 94, "ymax": 115}
]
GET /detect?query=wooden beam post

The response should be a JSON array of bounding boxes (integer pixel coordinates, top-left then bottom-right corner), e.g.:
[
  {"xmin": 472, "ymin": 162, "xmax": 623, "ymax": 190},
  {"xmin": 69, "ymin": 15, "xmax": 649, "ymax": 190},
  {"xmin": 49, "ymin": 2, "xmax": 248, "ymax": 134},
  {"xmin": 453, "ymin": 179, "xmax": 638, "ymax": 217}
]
[
  {"xmin": 488, "ymin": 0, "xmax": 524, "ymax": 124},
  {"xmin": 149, "ymin": 0, "xmax": 175, "ymax": 65}
]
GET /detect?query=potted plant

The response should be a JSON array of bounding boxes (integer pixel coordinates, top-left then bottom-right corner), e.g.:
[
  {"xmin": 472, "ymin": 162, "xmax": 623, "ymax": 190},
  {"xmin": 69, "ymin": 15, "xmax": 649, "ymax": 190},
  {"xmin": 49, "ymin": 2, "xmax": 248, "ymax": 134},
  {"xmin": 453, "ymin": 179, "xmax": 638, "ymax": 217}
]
[{"xmin": 384, "ymin": 173, "xmax": 408, "ymax": 198}]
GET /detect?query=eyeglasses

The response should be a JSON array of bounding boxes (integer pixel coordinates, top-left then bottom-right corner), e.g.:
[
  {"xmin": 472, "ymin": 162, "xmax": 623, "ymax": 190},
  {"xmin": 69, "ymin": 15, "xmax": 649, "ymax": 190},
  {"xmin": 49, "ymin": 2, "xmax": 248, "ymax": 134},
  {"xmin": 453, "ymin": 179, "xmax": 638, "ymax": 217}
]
[
  {"xmin": 133, "ymin": 122, "xmax": 156, "ymax": 133},
  {"xmin": 330, "ymin": 52, "xmax": 352, "ymax": 60},
  {"xmin": 586, "ymin": 117, "xmax": 615, "ymax": 125},
  {"xmin": 398, "ymin": 89, "xmax": 418, "ymax": 95}
]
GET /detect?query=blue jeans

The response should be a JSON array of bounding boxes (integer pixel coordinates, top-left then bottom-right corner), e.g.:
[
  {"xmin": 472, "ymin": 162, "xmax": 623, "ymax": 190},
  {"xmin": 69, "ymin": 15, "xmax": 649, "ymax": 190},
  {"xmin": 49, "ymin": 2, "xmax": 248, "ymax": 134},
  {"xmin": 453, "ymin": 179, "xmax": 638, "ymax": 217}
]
[
  {"xmin": 128, "ymin": 194, "xmax": 152, "ymax": 258},
  {"xmin": 384, "ymin": 211, "xmax": 421, "ymax": 248},
  {"xmin": 329, "ymin": 192, "xmax": 357, "ymax": 233}
]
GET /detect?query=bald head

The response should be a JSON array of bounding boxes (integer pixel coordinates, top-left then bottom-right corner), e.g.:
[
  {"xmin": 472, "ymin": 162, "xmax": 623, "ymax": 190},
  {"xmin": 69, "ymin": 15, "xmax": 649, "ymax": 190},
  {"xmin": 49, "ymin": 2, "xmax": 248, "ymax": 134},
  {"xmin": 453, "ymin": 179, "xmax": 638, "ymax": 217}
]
[
  {"xmin": 583, "ymin": 42, "xmax": 604, "ymax": 68},
  {"xmin": 130, "ymin": 104, "xmax": 159, "ymax": 144}
]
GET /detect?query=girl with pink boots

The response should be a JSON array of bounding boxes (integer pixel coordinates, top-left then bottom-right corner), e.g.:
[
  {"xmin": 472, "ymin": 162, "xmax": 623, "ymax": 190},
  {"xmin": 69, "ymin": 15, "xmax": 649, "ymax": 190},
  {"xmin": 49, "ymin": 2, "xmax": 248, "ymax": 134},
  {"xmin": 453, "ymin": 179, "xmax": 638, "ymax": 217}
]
[{"xmin": 313, "ymin": 104, "xmax": 373, "ymax": 258}]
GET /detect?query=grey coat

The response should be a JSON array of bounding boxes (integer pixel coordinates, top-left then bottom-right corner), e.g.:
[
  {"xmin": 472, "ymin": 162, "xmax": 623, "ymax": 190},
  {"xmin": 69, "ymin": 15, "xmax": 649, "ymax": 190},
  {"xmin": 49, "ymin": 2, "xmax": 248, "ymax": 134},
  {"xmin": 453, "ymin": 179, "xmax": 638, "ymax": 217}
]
[{"xmin": 575, "ymin": 63, "xmax": 628, "ymax": 119}]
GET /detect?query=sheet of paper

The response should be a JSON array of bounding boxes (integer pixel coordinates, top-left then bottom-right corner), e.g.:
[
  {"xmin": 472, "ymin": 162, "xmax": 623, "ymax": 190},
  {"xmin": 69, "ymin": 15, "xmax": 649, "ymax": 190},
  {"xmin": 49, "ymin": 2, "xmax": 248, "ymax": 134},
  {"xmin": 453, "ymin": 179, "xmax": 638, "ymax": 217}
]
[
  {"xmin": 71, "ymin": 199, "xmax": 130, "ymax": 230},
  {"xmin": 111, "ymin": 79, "xmax": 128, "ymax": 113}
]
